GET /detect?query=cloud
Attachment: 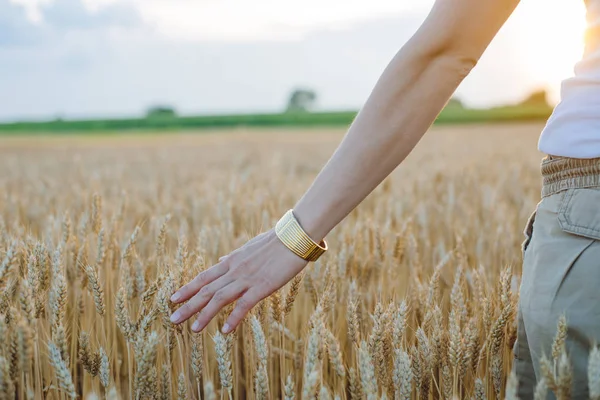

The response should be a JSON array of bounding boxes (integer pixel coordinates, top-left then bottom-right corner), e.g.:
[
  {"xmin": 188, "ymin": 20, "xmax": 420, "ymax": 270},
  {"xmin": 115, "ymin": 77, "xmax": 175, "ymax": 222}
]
[
  {"xmin": 0, "ymin": 1, "xmax": 46, "ymax": 46},
  {"xmin": 0, "ymin": 0, "xmax": 580, "ymax": 121},
  {"xmin": 0, "ymin": 8, "xmax": 538, "ymax": 122},
  {"xmin": 112, "ymin": 0, "xmax": 433, "ymax": 42},
  {"xmin": 0, "ymin": 0, "xmax": 142, "ymax": 48},
  {"xmin": 40, "ymin": 0, "xmax": 140, "ymax": 31},
  {"xmin": 0, "ymin": 11, "xmax": 430, "ymax": 120},
  {"xmin": 6, "ymin": 0, "xmax": 432, "ymax": 42}
]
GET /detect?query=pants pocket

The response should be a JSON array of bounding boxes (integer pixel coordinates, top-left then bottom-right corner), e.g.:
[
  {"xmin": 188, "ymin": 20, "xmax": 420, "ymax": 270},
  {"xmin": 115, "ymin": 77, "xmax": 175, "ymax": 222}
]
[
  {"xmin": 558, "ymin": 188, "xmax": 600, "ymax": 241},
  {"xmin": 552, "ymin": 188, "xmax": 600, "ymax": 308}
]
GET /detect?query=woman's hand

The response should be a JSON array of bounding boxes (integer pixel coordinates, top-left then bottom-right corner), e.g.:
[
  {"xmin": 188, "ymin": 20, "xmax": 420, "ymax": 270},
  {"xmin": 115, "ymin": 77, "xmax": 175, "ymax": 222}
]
[{"xmin": 169, "ymin": 229, "xmax": 308, "ymax": 334}]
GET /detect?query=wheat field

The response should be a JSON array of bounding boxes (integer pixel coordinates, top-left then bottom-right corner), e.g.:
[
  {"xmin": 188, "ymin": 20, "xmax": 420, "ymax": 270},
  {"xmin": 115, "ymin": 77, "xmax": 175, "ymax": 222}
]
[{"xmin": 0, "ymin": 123, "xmax": 577, "ymax": 400}]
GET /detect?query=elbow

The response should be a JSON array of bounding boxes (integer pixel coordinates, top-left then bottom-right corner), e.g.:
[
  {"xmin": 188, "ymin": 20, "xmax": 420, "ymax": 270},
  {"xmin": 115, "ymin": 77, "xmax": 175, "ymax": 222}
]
[
  {"xmin": 402, "ymin": 25, "xmax": 480, "ymax": 80},
  {"xmin": 405, "ymin": 38, "xmax": 479, "ymax": 81},
  {"xmin": 431, "ymin": 50, "xmax": 478, "ymax": 82}
]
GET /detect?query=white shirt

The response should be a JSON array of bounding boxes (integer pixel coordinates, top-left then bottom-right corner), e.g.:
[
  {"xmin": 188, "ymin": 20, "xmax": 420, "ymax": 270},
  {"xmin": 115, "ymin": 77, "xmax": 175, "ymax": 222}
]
[{"xmin": 538, "ymin": 0, "xmax": 600, "ymax": 158}]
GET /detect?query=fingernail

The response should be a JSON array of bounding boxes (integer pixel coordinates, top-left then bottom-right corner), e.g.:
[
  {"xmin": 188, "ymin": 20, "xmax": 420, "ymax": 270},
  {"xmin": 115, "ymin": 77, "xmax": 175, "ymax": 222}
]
[
  {"xmin": 170, "ymin": 292, "xmax": 181, "ymax": 302},
  {"xmin": 192, "ymin": 321, "xmax": 201, "ymax": 332},
  {"xmin": 170, "ymin": 311, "xmax": 181, "ymax": 323},
  {"xmin": 222, "ymin": 323, "xmax": 231, "ymax": 334}
]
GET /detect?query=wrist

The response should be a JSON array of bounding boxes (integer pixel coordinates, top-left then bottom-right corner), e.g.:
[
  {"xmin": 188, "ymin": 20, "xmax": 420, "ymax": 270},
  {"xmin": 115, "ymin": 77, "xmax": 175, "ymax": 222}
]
[
  {"xmin": 291, "ymin": 203, "xmax": 329, "ymax": 243},
  {"xmin": 275, "ymin": 209, "xmax": 328, "ymax": 262}
]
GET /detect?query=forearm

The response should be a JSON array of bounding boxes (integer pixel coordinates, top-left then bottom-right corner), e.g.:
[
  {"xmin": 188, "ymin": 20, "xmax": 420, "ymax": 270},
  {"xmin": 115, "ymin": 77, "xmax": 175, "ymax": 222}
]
[
  {"xmin": 171, "ymin": 0, "xmax": 519, "ymax": 335},
  {"xmin": 293, "ymin": 46, "xmax": 475, "ymax": 241}
]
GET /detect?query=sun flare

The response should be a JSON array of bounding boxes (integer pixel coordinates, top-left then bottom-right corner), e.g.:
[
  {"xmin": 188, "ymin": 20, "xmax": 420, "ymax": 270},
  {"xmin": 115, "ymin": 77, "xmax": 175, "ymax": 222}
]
[{"xmin": 518, "ymin": 0, "xmax": 587, "ymax": 103}]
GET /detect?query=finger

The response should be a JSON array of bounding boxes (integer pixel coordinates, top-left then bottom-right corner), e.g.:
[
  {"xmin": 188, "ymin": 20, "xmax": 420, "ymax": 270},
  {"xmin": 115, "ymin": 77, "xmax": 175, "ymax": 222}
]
[
  {"xmin": 222, "ymin": 288, "xmax": 265, "ymax": 334},
  {"xmin": 171, "ymin": 261, "xmax": 229, "ymax": 303},
  {"xmin": 191, "ymin": 281, "xmax": 248, "ymax": 333},
  {"xmin": 170, "ymin": 274, "xmax": 234, "ymax": 324}
]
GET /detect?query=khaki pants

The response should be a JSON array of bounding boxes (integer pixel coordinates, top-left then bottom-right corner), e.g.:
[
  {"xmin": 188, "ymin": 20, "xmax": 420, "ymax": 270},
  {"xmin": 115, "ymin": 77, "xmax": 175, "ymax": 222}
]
[{"xmin": 516, "ymin": 156, "xmax": 600, "ymax": 398}]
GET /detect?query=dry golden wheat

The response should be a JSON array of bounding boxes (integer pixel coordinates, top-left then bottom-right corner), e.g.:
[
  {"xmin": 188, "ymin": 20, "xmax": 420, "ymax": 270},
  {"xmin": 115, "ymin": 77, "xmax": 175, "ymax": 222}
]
[{"xmin": 0, "ymin": 124, "xmax": 593, "ymax": 399}]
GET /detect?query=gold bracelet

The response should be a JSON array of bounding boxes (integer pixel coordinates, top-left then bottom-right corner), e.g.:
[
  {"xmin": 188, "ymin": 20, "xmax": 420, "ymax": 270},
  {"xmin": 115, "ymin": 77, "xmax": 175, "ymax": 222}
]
[{"xmin": 275, "ymin": 209, "xmax": 328, "ymax": 262}]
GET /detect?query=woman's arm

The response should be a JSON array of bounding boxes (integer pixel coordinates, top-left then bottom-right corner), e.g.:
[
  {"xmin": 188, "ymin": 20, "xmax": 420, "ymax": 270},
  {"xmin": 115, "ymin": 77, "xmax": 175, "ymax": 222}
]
[
  {"xmin": 294, "ymin": 0, "xmax": 521, "ymax": 241},
  {"xmin": 170, "ymin": 0, "xmax": 521, "ymax": 334}
]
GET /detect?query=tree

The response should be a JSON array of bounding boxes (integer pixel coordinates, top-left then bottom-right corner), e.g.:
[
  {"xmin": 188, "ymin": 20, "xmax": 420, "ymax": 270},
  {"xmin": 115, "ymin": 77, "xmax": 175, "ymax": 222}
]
[
  {"xmin": 519, "ymin": 89, "xmax": 550, "ymax": 108},
  {"xmin": 286, "ymin": 89, "xmax": 317, "ymax": 112},
  {"xmin": 146, "ymin": 106, "xmax": 177, "ymax": 119},
  {"xmin": 446, "ymin": 96, "xmax": 465, "ymax": 109}
]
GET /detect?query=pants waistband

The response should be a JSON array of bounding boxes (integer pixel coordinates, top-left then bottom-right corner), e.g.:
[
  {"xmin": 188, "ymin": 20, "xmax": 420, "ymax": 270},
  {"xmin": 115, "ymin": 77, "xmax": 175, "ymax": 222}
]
[{"xmin": 541, "ymin": 155, "xmax": 600, "ymax": 197}]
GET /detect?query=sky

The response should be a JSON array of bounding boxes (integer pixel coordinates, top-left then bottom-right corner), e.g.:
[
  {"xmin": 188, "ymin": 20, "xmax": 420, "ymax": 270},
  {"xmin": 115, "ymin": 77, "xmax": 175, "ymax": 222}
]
[{"xmin": 0, "ymin": 0, "xmax": 588, "ymax": 121}]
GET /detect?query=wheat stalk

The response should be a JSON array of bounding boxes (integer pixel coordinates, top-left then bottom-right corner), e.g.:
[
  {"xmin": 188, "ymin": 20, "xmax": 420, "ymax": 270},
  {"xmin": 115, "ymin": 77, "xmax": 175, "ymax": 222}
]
[
  {"xmin": 134, "ymin": 331, "xmax": 160, "ymax": 399},
  {"xmin": 393, "ymin": 349, "xmax": 412, "ymax": 400},
  {"xmin": 48, "ymin": 341, "xmax": 77, "ymax": 398},
  {"xmin": 191, "ymin": 332, "xmax": 204, "ymax": 384},
  {"xmin": 533, "ymin": 378, "xmax": 547, "ymax": 400},
  {"xmin": 589, "ymin": 346, "xmax": 600, "ymax": 399},
  {"xmin": 83, "ymin": 264, "xmax": 105, "ymax": 316},
  {"xmin": 214, "ymin": 331, "xmax": 233, "ymax": 396},
  {"xmin": 99, "ymin": 347, "xmax": 110, "ymax": 388},
  {"xmin": 177, "ymin": 372, "xmax": 187, "ymax": 400},
  {"xmin": 284, "ymin": 374, "xmax": 296, "ymax": 400},
  {"xmin": 358, "ymin": 340, "xmax": 378, "ymax": 400},
  {"xmin": 324, "ymin": 325, "xmax": 345, "ymax": 379}
]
